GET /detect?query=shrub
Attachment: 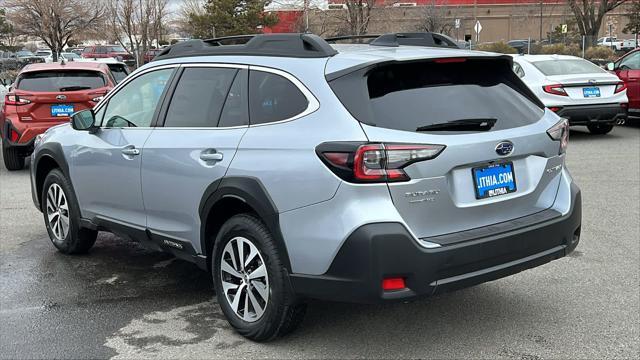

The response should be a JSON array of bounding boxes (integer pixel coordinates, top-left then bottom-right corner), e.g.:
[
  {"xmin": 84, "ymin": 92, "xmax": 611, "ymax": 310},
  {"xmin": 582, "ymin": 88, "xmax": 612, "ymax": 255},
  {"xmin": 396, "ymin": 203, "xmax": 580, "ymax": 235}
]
[
  {"xmin": 538, "ymin": 43, "xmax": 582, "ymax": 56},
  {"xmin": 476, "ymin": 42, "xmax": 518, "ymax": 54},
  {"xmin": 585, "ymin": 46, "xmax": 616, "ymax": 61}
]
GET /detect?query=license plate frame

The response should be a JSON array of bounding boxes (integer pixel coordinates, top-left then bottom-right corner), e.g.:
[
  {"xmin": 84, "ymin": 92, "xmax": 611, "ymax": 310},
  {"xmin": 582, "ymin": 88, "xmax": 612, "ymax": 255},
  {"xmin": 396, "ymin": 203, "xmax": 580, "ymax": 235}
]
[
  {"xmin": 582, "ymin": 87, "xmax": 601, "ymax": 98},
  {"xmin": 472, "ymin": 162, "xmax": 517, "ymax": 200},
  {"xmin": 50, "ymin": 104, "xmax": 74, "ymax": 117}
]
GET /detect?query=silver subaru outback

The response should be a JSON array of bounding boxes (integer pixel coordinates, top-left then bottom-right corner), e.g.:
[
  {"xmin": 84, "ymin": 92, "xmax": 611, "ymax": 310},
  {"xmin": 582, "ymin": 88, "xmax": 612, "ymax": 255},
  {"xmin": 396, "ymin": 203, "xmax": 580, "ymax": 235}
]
[{"xmin": 30, "ymin": 33, "xmax": 581, "ymax": 341}]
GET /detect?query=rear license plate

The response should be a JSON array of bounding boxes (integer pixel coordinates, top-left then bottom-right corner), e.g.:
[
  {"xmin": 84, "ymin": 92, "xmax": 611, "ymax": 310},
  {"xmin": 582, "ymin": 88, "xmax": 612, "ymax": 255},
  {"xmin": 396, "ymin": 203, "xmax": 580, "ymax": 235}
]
[
  {"xmin": 472, "ymin": 162, "xmax": 517, "ymax": 199},
  {"xmin": 583, "ymin": 87, "xmax": 601, "ymax": 98},
  {"xmin": 51, "ymin": 104, "xmax": 74, "ymax": 117}
]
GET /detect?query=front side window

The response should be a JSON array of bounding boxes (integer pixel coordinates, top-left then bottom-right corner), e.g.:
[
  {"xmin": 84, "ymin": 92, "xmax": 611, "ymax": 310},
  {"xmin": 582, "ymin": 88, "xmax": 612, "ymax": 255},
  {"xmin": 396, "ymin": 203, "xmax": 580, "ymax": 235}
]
[
  {"xmin": 102, "ymin": 68, "xmax": 173, "ymax": 128},
  {"xmin": 164, "ymin": 67, "xmax": 237, "ymax": 127},
  {"xmin": 619, "ymin": 52, "xmax": 639, "ymax": 70},
  {"xmin": 249, "ymin": 70, "xmax": 308, "ymax": 125}
]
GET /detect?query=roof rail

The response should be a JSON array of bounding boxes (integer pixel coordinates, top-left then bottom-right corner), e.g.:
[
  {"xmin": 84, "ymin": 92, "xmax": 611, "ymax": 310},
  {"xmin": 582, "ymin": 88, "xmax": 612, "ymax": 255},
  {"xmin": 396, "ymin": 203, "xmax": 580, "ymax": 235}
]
[
  {"xmin": 325, "ymin": 32, "xmax": 461, "ymax": 49},
  {"xmin": 152, "ymin": 33, "xmax": 338, "ymax": 61}
]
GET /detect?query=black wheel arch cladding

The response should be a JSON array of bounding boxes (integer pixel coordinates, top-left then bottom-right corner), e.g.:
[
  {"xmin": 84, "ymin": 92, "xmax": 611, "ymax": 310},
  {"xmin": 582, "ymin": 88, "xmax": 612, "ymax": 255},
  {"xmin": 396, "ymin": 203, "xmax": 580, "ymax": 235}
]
[{"xmin": 199, "ymin": 176, "xmax": 292, "ymax": 271}]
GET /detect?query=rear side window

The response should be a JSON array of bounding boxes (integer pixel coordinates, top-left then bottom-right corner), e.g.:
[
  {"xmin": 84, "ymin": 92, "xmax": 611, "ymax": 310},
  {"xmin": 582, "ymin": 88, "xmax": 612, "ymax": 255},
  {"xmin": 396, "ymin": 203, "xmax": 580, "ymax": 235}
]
[
  {"xmin": 219, "ymin": 69, "xmax": 249, "ymax": 127},
  {"xmin": 17, "ymin": 70, "xmax": 106, "ymax": 92},
  {"xmin": 164, "ymin": 67, "xmax": 237, "ymax": 127},
  {"xmin": 107, "ymin": 64, "xmax": 128, "ymax": 83},
  {"xmin": 330, "ymin": 58, "xmax": 543, "ymax": 133},
  {"xmin": 532, "ymin": 59, "xmax": 605, "ymax": 76},
  {"xmin": 249, "ymin": 71, "xmax": 308, "ymax": 125}
]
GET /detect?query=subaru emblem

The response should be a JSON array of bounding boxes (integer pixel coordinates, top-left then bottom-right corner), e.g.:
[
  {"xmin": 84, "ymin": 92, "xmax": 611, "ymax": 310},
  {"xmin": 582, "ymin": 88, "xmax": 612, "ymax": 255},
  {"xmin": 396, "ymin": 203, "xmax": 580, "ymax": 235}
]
[
  {"xmin": 56, "ymin": 94, "xmax": 66, "ymax": 101},
  {"xmin": 588, "ymin": 79, "xmax": 597, "ymax": 85},
  {"xmin": 495, "ymin": 141, "xmax": 514, "ymax": 156}
]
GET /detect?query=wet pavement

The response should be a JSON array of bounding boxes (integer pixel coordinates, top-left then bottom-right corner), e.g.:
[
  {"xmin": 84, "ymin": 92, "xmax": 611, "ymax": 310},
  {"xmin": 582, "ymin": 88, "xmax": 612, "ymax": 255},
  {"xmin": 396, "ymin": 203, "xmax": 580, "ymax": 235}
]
[{"xmin": 1, "ymin": 125, "xmax": 639, "ymax": 359}]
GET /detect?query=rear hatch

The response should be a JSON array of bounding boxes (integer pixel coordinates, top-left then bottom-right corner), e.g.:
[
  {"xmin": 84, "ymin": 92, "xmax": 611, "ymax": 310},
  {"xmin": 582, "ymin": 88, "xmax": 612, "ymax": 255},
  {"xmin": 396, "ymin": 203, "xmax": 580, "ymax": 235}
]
[
  {"xmin": 14, "ymin": 69, "xmax": 109, "ymax": 122},
  {"xmin": 328, "ymin": 56, "xmax": 566, "ymax": 240}
]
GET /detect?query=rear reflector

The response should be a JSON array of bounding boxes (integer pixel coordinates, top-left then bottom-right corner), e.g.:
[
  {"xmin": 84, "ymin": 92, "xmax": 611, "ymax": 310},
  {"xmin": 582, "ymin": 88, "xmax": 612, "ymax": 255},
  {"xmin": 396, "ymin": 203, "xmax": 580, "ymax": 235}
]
[
  {"xmin": 549, "ymin": 107, "xmax": 562, "ymax": 113},
  {"xmin": 9, "ymin": 128, "xmax": 20, "ymax": 142},
  {"xmin": 382, "ymin": 277, "xmax": 406, "ymax": 291}
]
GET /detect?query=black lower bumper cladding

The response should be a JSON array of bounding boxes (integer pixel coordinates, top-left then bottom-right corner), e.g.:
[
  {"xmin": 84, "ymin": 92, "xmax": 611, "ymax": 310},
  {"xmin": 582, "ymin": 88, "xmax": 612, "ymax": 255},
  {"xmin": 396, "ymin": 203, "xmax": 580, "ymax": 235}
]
[
  {"xmin": 290, "ymin": 183, "xmax": 582, "ymax": 303},
  {"xmin": 556, "ymin": 103, "xmax": 627, "ymax": 125}
]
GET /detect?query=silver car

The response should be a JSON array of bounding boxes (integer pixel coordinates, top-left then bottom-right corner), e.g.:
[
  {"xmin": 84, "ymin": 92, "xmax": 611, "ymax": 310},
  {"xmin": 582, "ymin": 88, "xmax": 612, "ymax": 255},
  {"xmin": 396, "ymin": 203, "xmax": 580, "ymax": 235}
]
[{"xmin": 30, "ymin": 33, "xmax": 582, "ymax": 341}]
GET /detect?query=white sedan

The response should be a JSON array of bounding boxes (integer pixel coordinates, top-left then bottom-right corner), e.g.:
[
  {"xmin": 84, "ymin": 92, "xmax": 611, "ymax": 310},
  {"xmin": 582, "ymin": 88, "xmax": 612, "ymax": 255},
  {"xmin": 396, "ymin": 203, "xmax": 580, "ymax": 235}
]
[{"xmin": 511, "ymin": 54, "xmax": 628, "ymax": 134}]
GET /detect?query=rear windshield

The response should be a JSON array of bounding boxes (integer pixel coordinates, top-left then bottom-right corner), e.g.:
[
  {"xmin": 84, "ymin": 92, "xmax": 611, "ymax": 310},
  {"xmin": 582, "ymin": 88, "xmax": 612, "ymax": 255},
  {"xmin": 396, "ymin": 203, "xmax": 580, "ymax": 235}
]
[
  {"xmin": 532, "ymin": 59, "xmax": 605, "ymax": 76},
  {"xmin": 329, "ymin": 58, "xmax": 543, "ymax": 133},
  {"xmin": 17, "ymin": 70, "xmax": 106, "ymax": 92}
]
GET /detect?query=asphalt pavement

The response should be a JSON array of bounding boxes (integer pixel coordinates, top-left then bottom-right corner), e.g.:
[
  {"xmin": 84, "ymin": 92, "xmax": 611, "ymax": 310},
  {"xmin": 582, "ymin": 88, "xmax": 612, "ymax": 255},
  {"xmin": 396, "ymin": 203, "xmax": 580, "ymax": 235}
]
[{"xmin": 1, "ymin": 124, "xmax": 638, "ymax": 359}]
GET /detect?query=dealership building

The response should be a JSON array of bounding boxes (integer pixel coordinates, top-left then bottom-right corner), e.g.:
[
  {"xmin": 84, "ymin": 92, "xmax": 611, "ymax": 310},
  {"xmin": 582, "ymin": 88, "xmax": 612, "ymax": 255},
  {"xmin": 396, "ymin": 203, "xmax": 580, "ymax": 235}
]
[{"xmin": 266, "ymin": 0, "xmax": 635, "ymax": 43}]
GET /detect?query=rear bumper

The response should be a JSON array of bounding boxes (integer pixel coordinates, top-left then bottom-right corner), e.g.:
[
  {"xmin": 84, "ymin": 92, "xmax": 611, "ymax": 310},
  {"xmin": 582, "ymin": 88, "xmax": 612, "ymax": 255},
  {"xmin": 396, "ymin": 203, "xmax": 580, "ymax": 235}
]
[
  {"xmin": 2, "ymin": 118, "xmax": 65, "ymax": 153},
  {"xmin": 553, "ymin": 103, "xmax": 627, "ymax": 125},
  {"xmin": 290, "ymin": 183, "xmax": 581, "ymax": 304}
]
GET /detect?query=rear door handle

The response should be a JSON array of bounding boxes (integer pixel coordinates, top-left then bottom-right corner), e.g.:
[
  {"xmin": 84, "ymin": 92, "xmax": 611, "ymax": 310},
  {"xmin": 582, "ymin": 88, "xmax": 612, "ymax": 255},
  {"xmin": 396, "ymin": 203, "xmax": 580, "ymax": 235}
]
[
  {"xmin": 121, "ymin": 146, "xmax": 140, "ymax": 156},
  {"xmin": 200, "ymin": 150, "xmax": 223, "ymax": 162}
]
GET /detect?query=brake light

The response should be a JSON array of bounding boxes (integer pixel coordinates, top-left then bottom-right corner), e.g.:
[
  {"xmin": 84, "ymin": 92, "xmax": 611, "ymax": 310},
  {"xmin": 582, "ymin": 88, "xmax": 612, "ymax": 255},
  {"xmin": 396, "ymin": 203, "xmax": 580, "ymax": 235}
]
[
  {"xmin": 319, "ymin": 142, "xmax": 445, "ymax": 183},
  {"xmin": 5, "ymin": 94, "xmax": 31, "ymax": 106},
  {"xmin": 9, "ymin": 128, "xmax": 20, "ymax": 142},
  {"xmin": 543, "ymin": 84, "xmax": 567, "ymax": 96},
  {"xmin": 549, "ymin": 107, "xmax": 562, "ymax": 113},
  {"xmin": 434, "ymin": 58, "xmax": 467, "ymax": 64},
  {"xmin": 547, "ymin": 118, "xmax": 569, "ymax": 154},
  {"xmin": 615, "ymin": 82, "xmax": 627, "ymax": 94}
]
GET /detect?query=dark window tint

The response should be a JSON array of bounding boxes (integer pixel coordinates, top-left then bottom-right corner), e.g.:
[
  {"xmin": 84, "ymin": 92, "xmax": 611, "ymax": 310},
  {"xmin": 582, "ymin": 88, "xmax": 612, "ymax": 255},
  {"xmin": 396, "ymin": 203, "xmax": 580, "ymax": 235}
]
[
  {"xmin": 164, "ymin": 67, "xmax": 237, "ymax": 127},
  {"xmin": 108, "ymin": 46, "xmax": 127, "ymax": 53},
  {"xmin": 17, "ymin": 70, "xmax": 106, "ymax": 92},
  {"xmin": 95, "ymin": 47, "xmax": 107, "ymax": 54},
  {"xmin": 108, "ymin": 64, "xmax": 129, "ymax": 83},
  {"xmin": 249, "ymin": 71, "xmax": 308, "ymax": 125},
  {"xmin": 219, "ymin": 69, "xmax": 249, "ymax": 127},
  {"xmin": 330, "ymin": 58, "xmax": 543, "ymax": 133}
]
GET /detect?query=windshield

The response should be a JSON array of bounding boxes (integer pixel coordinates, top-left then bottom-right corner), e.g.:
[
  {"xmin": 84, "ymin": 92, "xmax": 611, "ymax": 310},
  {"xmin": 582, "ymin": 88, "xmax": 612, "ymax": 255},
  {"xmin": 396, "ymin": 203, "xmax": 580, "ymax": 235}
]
[
  {"xmin": 36, "ymin": 51, "xmax": 51, "ymax": 56},
  {"xmin": 108, "ymin": 46, "xmax": 127, "ymax": 53},
  {"xmin": 17, "ymin": 70, "xmax": 106, "ymax": 92},
  {"xmin": 17, "ymin": 51, "xmax": 34, "ymax": 57},
  {"xmin": 62, "ymin": 53, "xmax": 80, "ymax": 59},
  {"xmin": 532, "ymin": 59, "xmax": 606, "ymax": 76}
]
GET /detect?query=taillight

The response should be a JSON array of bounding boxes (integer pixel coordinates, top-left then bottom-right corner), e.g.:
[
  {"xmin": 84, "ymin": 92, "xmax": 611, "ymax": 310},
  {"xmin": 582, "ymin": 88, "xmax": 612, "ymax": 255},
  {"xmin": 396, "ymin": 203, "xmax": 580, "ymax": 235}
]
[
  {"xmin": 543, "ymin": 84, "xmax": 567, "ymax": 96},
  {"xmin": 549, "ymin": 107, "xmax": 562, "ymax": 113},
  {"xmin": 318, "ymin": 142, "xmax": 445, "ymax": 183},
  {"xmin": 9, "ymin": 128, "xmax": 20, "ymax": 142},
  {"xmin": 5, "ymin": 94, "xmax": 32, "ymax": 106},
  {"xmin": 615, "ymin": 82, "xmax": 627, "ymax": 94},
  {"xmin": 547, "ymin": 118, "xmax": 569, "ymax": 154}
]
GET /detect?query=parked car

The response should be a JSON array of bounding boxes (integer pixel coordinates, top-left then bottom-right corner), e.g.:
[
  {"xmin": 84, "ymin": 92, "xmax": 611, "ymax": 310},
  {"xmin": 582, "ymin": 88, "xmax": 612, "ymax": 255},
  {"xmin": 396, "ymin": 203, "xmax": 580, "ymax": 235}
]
[
  {"xmin": 507, "ymin": 39, "xmax": 535, "ymax": 54},
  {"xmin": 35, "ymin": 49, "xmax": 53, "ymax": 62},
  {"xmin": 15, "ymin": 50, "xmax": 45, "ymax": 67},
  {"xmin": 29, "ymin": 33, "xmax": 581, "ymax": 341},
  {"xmin": 81, "ymin": 45, "xmax": 135, "ymax": 67},
  {"xmin": 597, "ymin": 36, "xmax": 624, "ymax": 51},
  {"xmin": 1, "ymin": 61, "xmax": 117, "ymax": 170},
  {"xmin": 608, "ymin": 48, "xmax": 640, "ymax": 117},
  {"xmin": 44, "ymin": 52, "xmax": 82, "ymax": 63},
  {"xmin": 0, "ymin": 51, "xmax": 20, "ymax": 71},
  {"xmin": 75, "ymin": 57, "xmax": 130, "ymax": 83},
  {"xmin": 512, "ymin": 54, "xmax": 628, "ymax": 134},
  {"xmin": 621, "ymin": 38, "xmax": 638, "ymax": 52},
  {"xmin": 65, "ymin": 47, "xmax": 85, "ymax": 56},
  {"xmin": 143, "ymin": 49, "xmax": 163, "ymax": 64}
]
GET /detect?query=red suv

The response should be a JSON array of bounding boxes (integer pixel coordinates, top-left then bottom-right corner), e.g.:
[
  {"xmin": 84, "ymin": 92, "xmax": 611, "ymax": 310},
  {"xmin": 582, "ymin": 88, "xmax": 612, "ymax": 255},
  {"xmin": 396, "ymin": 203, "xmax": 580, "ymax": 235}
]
[
  {"xmin": 81, "ymin": 45, "xmax": 135, "ymax": 67},
  {"xmin": 609, "ymin": 48, "xmax": 640, "ymax": 117},
  {"xmin": 0, "ymin": 62, "xmax": 116, "ymax": 170}
]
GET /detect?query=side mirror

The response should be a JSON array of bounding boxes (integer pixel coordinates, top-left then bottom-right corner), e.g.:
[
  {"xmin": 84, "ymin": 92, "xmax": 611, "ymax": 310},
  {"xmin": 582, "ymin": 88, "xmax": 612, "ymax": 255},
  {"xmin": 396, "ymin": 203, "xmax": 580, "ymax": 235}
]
[
  {"xmin": 71, "ymin": 109, "xmax": 97, "ymax": 132},
  {"xmin": 606, "ymin": 62, "xmax": 616, "ymax": 71}
]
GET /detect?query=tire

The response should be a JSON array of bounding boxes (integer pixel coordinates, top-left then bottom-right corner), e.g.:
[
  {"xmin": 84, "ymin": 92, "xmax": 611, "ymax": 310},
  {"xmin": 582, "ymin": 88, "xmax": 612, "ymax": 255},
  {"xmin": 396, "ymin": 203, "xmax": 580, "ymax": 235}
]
[
  {"xmin": 2, "ymin": 144, "xmax": 25, "ymax": 171},
  {"xmin": 212, "ymin": 214, "xmax": 306, "ymax": 341},
  {"xmin": 41, "ymin": 169, "xmax": 97, "ymax": 254},
  {"xmin": 587, "ymin": 123, "xmax": 614, "ymax": 135}
]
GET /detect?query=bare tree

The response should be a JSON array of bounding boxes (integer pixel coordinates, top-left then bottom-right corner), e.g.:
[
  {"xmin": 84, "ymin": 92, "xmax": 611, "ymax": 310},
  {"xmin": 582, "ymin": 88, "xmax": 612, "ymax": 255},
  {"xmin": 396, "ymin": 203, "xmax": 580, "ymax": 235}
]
[
  {"xmin": 5, "ymin": 0, "xmax": 105, "ymax": 61},
  {"xmin": 418, "ymin": 0, "xmax": 455, "ymax": 35},
  {"xmin": 108, "ymin": 0, "xmax": 168, "ymax": 66},
  {"xmin": 567, "ymin": 0, "xmax": 628, "ymax": 45},
  {"xmin": 176, "ymin": 0, "xmax": 205, "ymax": 36}
]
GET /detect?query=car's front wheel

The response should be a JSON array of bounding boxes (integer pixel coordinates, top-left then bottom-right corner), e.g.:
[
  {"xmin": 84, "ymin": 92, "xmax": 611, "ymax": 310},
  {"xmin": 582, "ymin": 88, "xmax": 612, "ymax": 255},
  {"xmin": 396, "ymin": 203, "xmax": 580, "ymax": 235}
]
[
  {"xmin": 42, "ymin": 169, "xmax": 97, "ymax": 254},
  {"xmin": 212, "ymin": 214, "xmax": 306, "ymax": 341},
  {"xmin": 2, "ymin": 144, "xmax": 25, "ymax": 171},
  {"xmin": 587, "ymin": 123, "xmax": 614, "ymax": 135}
]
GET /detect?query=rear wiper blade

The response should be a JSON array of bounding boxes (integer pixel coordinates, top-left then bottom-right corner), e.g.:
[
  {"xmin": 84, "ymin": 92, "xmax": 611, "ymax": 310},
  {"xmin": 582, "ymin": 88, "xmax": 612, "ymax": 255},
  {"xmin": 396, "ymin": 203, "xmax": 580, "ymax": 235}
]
[
  {"xmin": 59, "ymin": 86, "xmax": 91, "ymax": 91},
  {"xmin": 416, "ymin": 118, "xmax": 497, "ymax": 132}
]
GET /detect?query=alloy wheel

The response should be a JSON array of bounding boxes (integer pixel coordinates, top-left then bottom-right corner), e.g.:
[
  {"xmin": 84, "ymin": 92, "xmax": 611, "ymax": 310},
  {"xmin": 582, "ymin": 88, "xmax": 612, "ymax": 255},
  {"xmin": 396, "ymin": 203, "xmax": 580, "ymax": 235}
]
[
  {"xmin": 46, "ymin": 183, "xmax": 69, "ymax": 242},
  {"xmin": 220, "ymin": 236, "xmax": 269, "ymax": 322}
]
